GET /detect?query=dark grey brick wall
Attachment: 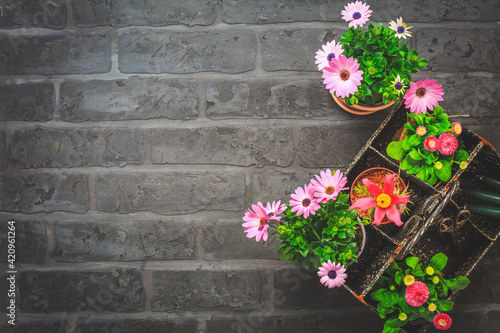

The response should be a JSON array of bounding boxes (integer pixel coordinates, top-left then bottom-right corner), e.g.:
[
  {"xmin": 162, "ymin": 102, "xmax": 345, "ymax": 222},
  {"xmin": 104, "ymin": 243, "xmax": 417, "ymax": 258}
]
[{"xmin": 0, "ymin": 0, "xmax": 499, "ymax": 332}]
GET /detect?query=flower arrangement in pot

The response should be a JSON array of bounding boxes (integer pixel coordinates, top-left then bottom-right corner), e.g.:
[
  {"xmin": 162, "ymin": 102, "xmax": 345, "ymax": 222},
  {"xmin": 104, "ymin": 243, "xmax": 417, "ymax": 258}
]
[
  {"xmin": 370, "ymin": 253, "xmax": 470, "ymax": 332},
  {"xmin": 316, "ymin": 1, "xmax": 428, "ymax": 114},
  {"xmin": 386, "ymin": 82, "xmax": 469, "ymax": 186},
  {"xmin": 242, "ymin": 169, "xmax": 371, "ymax": 288}
]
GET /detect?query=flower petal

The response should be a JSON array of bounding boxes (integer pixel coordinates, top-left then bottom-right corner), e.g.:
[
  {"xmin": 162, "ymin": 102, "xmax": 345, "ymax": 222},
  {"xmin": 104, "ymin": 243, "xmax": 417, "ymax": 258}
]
[
  {"xmin": 383, "ymin": 173, "xmax": 397, "ymax": 195},
  {"xmin": 362, "ymin": 178, "xmax": 383, "ymax": 197},
  {"xmin": 373, "ymin": 207, "xmax": 386, "ymax": 226},
  {"xmin": 386, "ymin": 204, "xmax": 403, "ymax": 226},
  {"xmin": 349, "ymin": 197, "xmax": 377, "ymax": 211}
]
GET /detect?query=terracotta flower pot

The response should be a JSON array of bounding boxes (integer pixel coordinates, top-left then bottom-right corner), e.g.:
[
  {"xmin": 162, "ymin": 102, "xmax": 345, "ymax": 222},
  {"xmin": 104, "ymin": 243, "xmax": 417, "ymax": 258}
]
[
  {"xmin": 350, "ymin": 167, "xmax": 407, "ymax": 225},
  {"xmin": 332, "ymin": 94, "xmax": 395, "ymax": 115}
]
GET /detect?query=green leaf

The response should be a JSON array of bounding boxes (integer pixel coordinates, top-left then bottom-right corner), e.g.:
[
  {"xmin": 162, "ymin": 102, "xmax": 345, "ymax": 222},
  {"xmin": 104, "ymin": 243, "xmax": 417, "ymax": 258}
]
[
  {"xmin": 404, "ymin": 123, "xmax": 416, "ymax": 133},
  {"xmin": 429, "ymin": 253, "xmax": 448, "ymax": 271},
  {"xmin": 401, "ymin": 156, "xmax": 417, "ymax": 171},
  {"xmin": 408, "ymin": 134, "xmax": 422, "ymax": 147},
  {"xmin": 436, "ymin": 299, "xmax": 454, "ymax": 312},
  {"xmin": 433, "ymin": 105, "xmax": 443, "ymax": 118},
  {"xmin": 386, "ymin": 317, "xmax": 407, "ymax": 328},
  {"xmin": 405, "ymin": 257, "xmax": 420, "ymax": 269},
  {"xmin": 395, "ymin": 271, "xmax": 404, "ymax": 285},
  {"xmin": 455, "ymin": 276, "xmax": 470, "ymax": 291},
  {"xmin": 409, "ymin": 149, "xmax": 422, "ymax": 161},
  {"xmin": 435, "ymin": 160, "xmax": 452, "ymax": 182},
  {"xmin": 417, "ymin": 59, "xmax": 429, "ymax": 68},
  {"xmin": 387, "ymin": 141, "xmax": 406, "ymax": 160},
  {"xmin": 412, "ymin": 264, "xmax": 426, "ymax": 277},
  {"xmin": 454, "ymin": 149, "xmax": 469, "ymax": 162}
]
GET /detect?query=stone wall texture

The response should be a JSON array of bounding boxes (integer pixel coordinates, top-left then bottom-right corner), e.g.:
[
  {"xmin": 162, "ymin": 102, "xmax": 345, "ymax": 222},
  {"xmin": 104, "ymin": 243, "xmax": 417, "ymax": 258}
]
[{"xmin": 0, "ymin": 1, "xmax": 499, "ymax": 332}]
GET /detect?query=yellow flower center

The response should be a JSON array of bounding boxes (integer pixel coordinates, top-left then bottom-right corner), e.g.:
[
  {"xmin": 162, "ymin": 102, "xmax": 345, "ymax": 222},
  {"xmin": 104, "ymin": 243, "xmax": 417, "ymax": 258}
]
[
  {"xmin": 404, "ymin": 275, "xmax": 415, "ymax": 286},
  {"xmin": 340, "ymin": 70, "xmax": 350, "ymax": 81},
  {"xmin": 439, "ymin": 319, "xmax": 446, "ymax": 326},
  {"xmin": 435, "ymin": 161, "xmax": 443, "ymax": 170},
  {"xmin": 460, "ymin": 161, "xmax": 468, "ymax": 169},
  {"xmin": 426, "ymin": 267, "xmax": 435, "ymax": 275},
  {"xmin": 376, "ymin": 193, "xmax": 392, "ymax": 208},
  {"xmin": 428, "ymin": 303, "xmax": 437, "ymax": 312},
  {"xmin": 325, "ymin": 186, "xmax": 335, "ymax": 195}
]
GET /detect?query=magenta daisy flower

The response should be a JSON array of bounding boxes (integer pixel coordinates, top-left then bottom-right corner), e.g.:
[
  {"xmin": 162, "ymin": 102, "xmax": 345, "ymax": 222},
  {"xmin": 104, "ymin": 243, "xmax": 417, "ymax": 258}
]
[
  {"xmin": 452, "ymin": 122, "xmax": 462, "ymax": 136},
  {"xmin": 438, "ymin": 133, "xmax": 458, "ymax": 155},
  {"xmin": 289, "ymin": 184, "xmax": 321, "ymax": 219},
  {"xmin": 315, "ymin": 40, "xmax": 343, "ymax": 71},
  {"xmin": 322, "ymin": 55, "xmax": 364, "ymax": 99},
  {"xmin": 311, "ymin": 169, "xmax": 349, "ymax": 203},
  {"xmin": 261, "ymin": 200, "xmax": 286, "ymax": 222},
  {"xmin": 416, "ymin": 126, "xmax": 427, "ymax": 136},
  {"xmin": 424, "ymin": 136, "xmax": 439, "ymax": 152},
  {"xmin": 404, "ymin": 78, "xmax": 444, "ymax": 114},
  {"xmin": 341, "ymin": 1, "xmax": 372, "ymax": 28},
  {"xmin": 317, "ymin": 260, "xmax": 347, "ymax": 288},
  {"xmin": 242, "ymin": 203, "xmax": 270, "ymax": 242},
  {"xmin": 433, "ymin": 313, "xmax": 452, "ymax": 330},
  {"xmin": 405, "ymin": 281, "xmax": 430, "ymax": 307}
]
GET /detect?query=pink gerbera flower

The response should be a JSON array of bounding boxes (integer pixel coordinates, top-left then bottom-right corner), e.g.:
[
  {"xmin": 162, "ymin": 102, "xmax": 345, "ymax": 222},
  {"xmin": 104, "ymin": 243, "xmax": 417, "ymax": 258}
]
[
  {"xmin": 260, "ymin": 201, "xmax": 286, "ymax": 222},
  {"xmin": 322, "ymin": 55, "xmax": 364, "ymax": 99},
  {"xmin": 404, "ymin": 78, "xmax": 444, "ymax": 114},
  {"xmin": 290, "ymin": 184, "xmax": 321, "ymax": 219},
  {"xmin": 405, "ymin": 281, "xmax": 429, "ymax": 307},
  {"xmin": 317, "ymin": 260, "xmax": 347, "ymax": 288},
  {"xmin": 349, "ymin": 173, "xmax": 410, "ymax": 226},
  {"xmin": 452, "ymin": 122, "xmax": 462, "ymax": 135},
  {"xmin": 341, "ymin": 1, "xmax": 372, "ymax": 28},
  {"xmin": 315, "ymin": 40, "xmax": 343, "ymax": 71},
  {"xmin": 438, "ymin": 133, "xmax": 458, "ymax": 155},
  {"xmin": 433, "ymin": 313, "xmax": 452, "ymax": 330},
  {"xmin": 424, "ymin": 136, "xmax": 439, "ymax": 152},
  {"xmin": 311, "ymin": 169, "xmax": 349, "ymax": 203},
  {"xmin": 242, "ymin": 203, "xmax": 270, "ymax": 242}
]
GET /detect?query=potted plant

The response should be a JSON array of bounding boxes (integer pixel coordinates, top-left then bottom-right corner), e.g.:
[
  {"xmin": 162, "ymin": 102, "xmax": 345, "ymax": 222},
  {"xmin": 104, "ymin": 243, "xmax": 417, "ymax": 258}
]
[
  {"xmin": 316, "ymin": 1, "xmax": 428, "ymax": 114},
  {"xmin": 350, "ymin": 169, "xmax": 409, "ymax": 225},
  {"xmin": 369, "ymin": 253, "xmax": 470, "ymax": 332},
  {"xmin": 242, "ymin": 169, "xmax": 371, "ymax": 288}
]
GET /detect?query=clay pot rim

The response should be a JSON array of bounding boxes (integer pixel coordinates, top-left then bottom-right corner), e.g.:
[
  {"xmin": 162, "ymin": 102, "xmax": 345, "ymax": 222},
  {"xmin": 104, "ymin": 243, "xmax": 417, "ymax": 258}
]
[{"xmin": 332, "ymin": 94, "xmax": 395, "ymax": 115}]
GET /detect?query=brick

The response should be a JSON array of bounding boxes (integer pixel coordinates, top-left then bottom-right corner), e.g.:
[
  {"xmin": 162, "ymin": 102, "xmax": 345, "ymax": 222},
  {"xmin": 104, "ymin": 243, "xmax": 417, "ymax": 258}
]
[
  {"xmin": 55, "ymin": 219, "xmax": 196, "ymax": 262},
  {"xmin": 467, "ymin": 119, "xmax": 500, "ymax": 151},
  {"xmin": 96, "ymin": 171, "xmax": 245, "ymax": 214},
  {"xmin": 457, "ymin": 262, "xmax": 500, "ymax": 304},
  {"xmin": 202, "ymin": 219, "xmax": 280, "ymax": 260},
  {"xmin": 417, "ymin": 28, "xmax": 500, "ymax": 73},
  {"xmin": 151, "ymin": 127, "xmax": 294, "ymax": 167},
  {"xmin": 0, "ymin": 321, "xmax": 65, "ymax": 333},
  {"xmin": 252, "ymin": 170, "xmax": 314, "ymax": 204},
  {"xmin": 443, "ymin": 311, "xmax": 489, "ymax": 333},
  {"xmin": 60, "ymin": 77, "xmax": 199, "ymax": 122},
  {"xmin": 489, "ymin": 311, "xmax": 500, "ymax": 332},
  {"xmin": 0, "ymin": 34, "xmax": 111, "ymax": 75},
  {"xmin": 368, "ymin": 0, "xmax": 445, "ymax": 22},
  {"xmin": 0, "ymin": 81, "xmax": 54, "ymax": 121},
  {"xmin": 261, "ymin": 29, "xmax": 338, "ymax": 71},
  {"xmin": 10, "ymin": 127, "xmax": 144, "ymax": 168},
  {"xmin": 206, "ymin": 79, "xmax": 352, "ymax": 120},
  {"xmin": 0, "ymin": 0, "xmax": 66, "ymax": 29},
  {"xmin": 298, "ymin": 123, "xmax": 380, "ymax": 168},
  {"xmin": 0, "ymin": 131, "xmax": 6, "ymax": 171},
  {"xmin": 73, "ymin": 0, "xmax": 216, "ymax": 27},
  {"xmin": 442, "ymin": 0, "xmax": 500, "ymax": 21},
  {"xmin": 0, "ymin": 173, "xmax": 89, "ymax": 214},
  {"xmin": 75, "ymin": 318, "xmax": 198, "ymax": 333},
  {"xmin": 17, "ymin": 269, "xmax": 145, "ymax": 312},
  {"xmin": 273, "ymin": 267, "xmax": 358, "ymax": 309},
  {"xmin": 0, "ymin": 220, "xmax": 46, "ymax": 264},
  {"xmin": 119, "ymin": 30, "xmax": 256, "ymax": 74},
  {"xmin": 151, "ymin": 269, "xmax": 266, "ymax": 311},
  {"xmin": 437, "ymin": 74, "xmax": 500, "ymax": 119}
]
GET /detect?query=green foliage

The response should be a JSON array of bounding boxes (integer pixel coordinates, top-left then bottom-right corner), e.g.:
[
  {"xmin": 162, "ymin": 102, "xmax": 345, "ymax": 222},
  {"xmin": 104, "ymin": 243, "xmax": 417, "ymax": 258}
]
[
  {"xmin": 370, "ymin": 253, "xmax": 470, "ymax": 333},
  {"xmin": 386, "ymin": 106, "xmax": 469, "ymax": 185},
  {"xmin": 339, "ymin": 23, "xmax": 427, "ymax": 105},
  {"xmin": 276, "ymin": 193, "xmax": 371, "ymax": 269}
]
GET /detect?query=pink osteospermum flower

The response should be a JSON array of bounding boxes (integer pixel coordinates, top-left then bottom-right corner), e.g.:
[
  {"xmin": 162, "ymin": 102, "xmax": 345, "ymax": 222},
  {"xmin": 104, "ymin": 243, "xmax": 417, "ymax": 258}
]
[
  {"xmin": 317, "ymin": 260, "xmax": 347, "ymax": 288},
  {"xmin": 438, "ymin": 133, "xmax": 458, "ymax": 155},
  {"xmin": 433, "ymin": 313, "xmax": 452, "ymax": 330},
  {"xmin": 262, "ymin": 200, "xmax": 286, "ymax": 222},
  {"xmin": 289, "ymin": 183, "xmax": 321, "ymax": 219},
  {"xmin": 242, "ymin": 203, "xmax": 270, "ymax": 242},
  {"xmin": 416, "ymin": 126, "xmax": 427, "ymax": 136},
  {"xmin": 349, "ymin": 173, "xmax": 410, "ymax": 226},
  {"xmin": 341, "ymin": 1, "xmax": 372, "ymax": 28},
  {"xmin": 322, "ymin": 55, "xmax": 364, "ymax": 99},
  {"xmin": 388, "ymin": 17, "xmax": 412, "ymax": 39},
  {"xmin": 404, "ymin": 78, "xmax": 444, "ymax": 114},
  {"xmin": 315, "ymin": 40, "xmax": 344, "ymax": 71},
  {"xmin": 424, "ymin": 136, "xmax": 439, "ymax": 152},
  {"xmin": 452, "ymin": 122, "xmax": 462, "ymax": 135},
  {"xmin": 311, "ymin": 169, "xmax": 349, "ymax": 203},
  {"xmin": 405, "ymin": 281, "xmax": 430, "ymax": 307}
]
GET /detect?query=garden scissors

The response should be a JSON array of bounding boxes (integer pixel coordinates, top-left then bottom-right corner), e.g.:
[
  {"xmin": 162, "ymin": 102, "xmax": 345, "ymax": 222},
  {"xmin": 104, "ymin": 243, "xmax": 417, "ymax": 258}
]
[{"xmin": 436, "ymin": 209, "xmax": 470, "ymax": 234}]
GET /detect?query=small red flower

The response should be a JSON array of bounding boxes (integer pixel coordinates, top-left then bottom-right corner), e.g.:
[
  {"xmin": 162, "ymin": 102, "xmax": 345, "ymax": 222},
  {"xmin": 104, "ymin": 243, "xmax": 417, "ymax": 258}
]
[
  {"xmin": 452, "ymin": 122, "xmax": 462, "ymax": 135},
  {"xmin": 424, "ymin": 136, "xmax": 439, "ymax": 152},
  {"xmin": 433, "ymin": 313, "xmax": 452, "ymax": 330},
  {"xmin": 405, "ymin": 281, "xmax": 429, "ymax": 307},
  {"xmin": 438, "ymin": 133, "xmax": 458, "ymax": 156}
]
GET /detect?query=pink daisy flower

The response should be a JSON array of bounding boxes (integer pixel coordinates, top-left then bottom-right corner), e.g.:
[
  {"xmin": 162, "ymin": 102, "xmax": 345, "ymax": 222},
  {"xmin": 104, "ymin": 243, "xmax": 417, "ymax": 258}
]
[
  {"xmin": 424, "ymin": 136, "xmax": 439, "ymax": 152},
  {"xmin": 433, "ymin": 313, "xmax": 452, "ymax": 330},
  {"xmin": 289, "ymin": 184, "xmax": 321, "ymax": 219},
  {"xmin": 405, "ymin": 281, "xmax": 430, "ymax": 307},
  {"xmin": 311, "ymin": 169, "xmax": 349, "ymax": 203},
  {"xmin": 317, "ymin": 260, "xmax": 347, "ymax": 288},
  {"xmin": 322, "ymin": 55, "xmax": 364, "ymax": 99},
  {"xmin": 438, "ymin": 133, "xmax": 458, "ymax": 155},
  {"xmin": 315, "ymin": 40, "xmax": 343, "ymax": 71},
  {"xmin": 416, "ymin": 126, "xmax": 427, "ymax": 136},
  {"xmin": 242, "ymin": 203, "xmax": 270, "ymax": 242},
  {"xmin": 452, "ymin": 122, "xmax": 462, "ymax": 135},
  {"xmin": 404, "ymin": 78, "xmax": 444, "ymax": 114},
  {"xmin": 341, "ymin": 1, "xmax": 372, "ymax": 28},
  {"xmin": 349, "ymin": 173, "xmax": 410, "ymax": 226},
  {"xmin": 260, "ymin": 200, "xmax": 286, "ymax": 222}
]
